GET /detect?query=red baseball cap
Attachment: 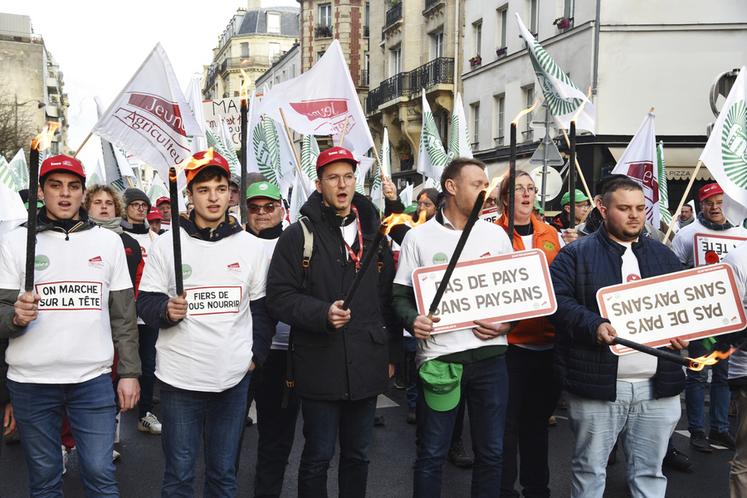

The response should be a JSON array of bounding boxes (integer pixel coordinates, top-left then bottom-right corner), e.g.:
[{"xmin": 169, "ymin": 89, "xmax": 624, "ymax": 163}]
[
  {"xmin": 316, "ymin": 146, "xmax": 358, "ymax": 172},
  {"xmin": 40, "ymin": 154, "xmax": 86, "ymax": 181},
  {"xmin": 184, "ymin": 149, "xmax": 231, "ymax": 186},
  {"xmin": 146, "ymin": 207, "xmax": 163, "ymax": 222},
  {"xmin": 698, "ymin": 183, "xmax": 724, "ymax": 202},
  {"xmin": 155, "ymin": 196, "xmax": 170, "ymax": 207}
]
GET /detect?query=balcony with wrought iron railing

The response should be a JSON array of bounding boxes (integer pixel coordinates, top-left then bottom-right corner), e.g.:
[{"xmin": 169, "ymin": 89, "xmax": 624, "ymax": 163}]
[
  {"xmin": 315, "ymin": 24, "xmax": 333, "ymax": 38},
  {"xmin": 424, "ymin": 0, "xmax": 445, "ymax": 13},
  {"xmin": 384, "ymin": 3, "xmax": 403, "ymax": 32},
  {"xmin": 366, "ymin": 57, "xmax": 454, "ymax": 114}
]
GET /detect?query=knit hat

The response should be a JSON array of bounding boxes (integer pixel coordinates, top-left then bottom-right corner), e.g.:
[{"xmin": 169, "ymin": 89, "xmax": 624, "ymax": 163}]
[
  {"xmin": 123, "ymin": 188, "xmax": 151, "ymax": 209},
  {"xmin": 418, "ymin": 188, "xmax": 440, "ymax": 207}
]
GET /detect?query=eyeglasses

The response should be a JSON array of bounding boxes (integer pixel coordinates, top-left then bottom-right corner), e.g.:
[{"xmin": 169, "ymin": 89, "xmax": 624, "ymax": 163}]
[
  {"xmin": 514, "ymin": 186, "xmax": 538, "ymax": 194},
  {"xmin": 321, "ymin": 173, "xmax": 356, "ymax": 185},
  {"xmin": 129, "ymin": 202, "xmax": 149, "ymax": 210},
  {"xmin": 248, "ymin": 202, "xmax": 277, "ymax": 214}
]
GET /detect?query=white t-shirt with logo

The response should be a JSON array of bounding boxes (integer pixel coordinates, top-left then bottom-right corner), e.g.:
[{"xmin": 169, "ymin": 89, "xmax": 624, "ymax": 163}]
[
  {"xmin": 395, "ymin": 215, "xmax": 514, "ymax": 365},
  {"xmin": 616, "ymin": 241, "xmax": 658, "ymax": 381},
  {"xmin": 671, "ymin": 217, "xmax": 747, "ymax": 267},
  {"xmin": 138, "ymin": 228, "xmax": 268, "ymax": 392},
  {"xmin": 128, "ymin": 229, "xmax": 160, "ymax": 324},
  {"xmin": 0, "ymin": 225, "xmax": 133, "ymax": 384}
]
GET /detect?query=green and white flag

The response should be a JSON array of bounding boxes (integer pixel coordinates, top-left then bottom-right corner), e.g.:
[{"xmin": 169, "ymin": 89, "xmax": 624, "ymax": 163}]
[
  {"xmin": 147, "ymin": 172, "xmax": 170, "ymax": 204},
  {"xmin": 657, "ymin": 141, "xmax": 672, "ymax": 225},
  {"xmin": 252, "ymin": 115, "xmax": 282, "ymax": 188},
  {"xmin": 515, "ymin": 14, "xmax": 595, "ymax": 133},
  {"xmin": 8, "ymin": 149, "xmax": 28, "ymax": 191},
  {"xmin": 700, "ymin": 66, "xmax": 747, "ymax": 225},
  {"xmin": 206, "ymin": 120, "xmax": 240, "ymax": 176},
  {"xmin": 370, "ymin": 127, "xmax": 391, "ymax": 212},
  {"xmin": 0, "ymin": 156, "xmax": 20, "ymax": 191},
  {"xmin": 449, "ymin": 93, "xmax": 472, "ymax": 159},
  {"xmin": 86, "ymin": 159, "xmax": 105, "ymax": 187},
  {"xmin": 290, "ymin": 135, "xmax": 319, "ymax": 222},
  {"xmin": 417, "ymin": 92, "xmax": 449, "ymax": 186}
]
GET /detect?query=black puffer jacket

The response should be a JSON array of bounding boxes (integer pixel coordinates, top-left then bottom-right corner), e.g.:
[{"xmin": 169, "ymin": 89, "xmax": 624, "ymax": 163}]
[
  {"xmin": 549, "ymin": 225, "xmax": 686, "ymax": 401},
  {"xmin": 266, "ymin": 192, "xmax": 400, "ymax": 401}
]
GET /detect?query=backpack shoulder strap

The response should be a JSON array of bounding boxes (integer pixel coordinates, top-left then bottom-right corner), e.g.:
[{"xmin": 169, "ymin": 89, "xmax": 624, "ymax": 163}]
[{"xmin": 299, "ymin": 216, "xmax": 314, "ymax": 270}]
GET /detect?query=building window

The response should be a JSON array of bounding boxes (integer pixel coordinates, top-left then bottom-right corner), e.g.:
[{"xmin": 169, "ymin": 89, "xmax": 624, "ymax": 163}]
[
  {"xmin": 494, "ymin": 94, "xmax": 505, "ymax": 145},
  {"xmin": 267, "ymin": 12, "xmax": 281, "ymax": 34},
  {"xmin": 473, "ymin": 20, "xmax": 482, "ymax": 57},
  {"xmin": 317, "ymin": 50, "xmax": 326, "ymax": 61},
  {"xmin": 431, "ymin": 30, "xmax": 444, "ymax": 60},
  {"xmin": 564, "ymin": 0, "xmax": 575, "ymax": 19},
  {"xmin": 269, "ymin": 42, "xmax": 281, "ymax": 61},
  {"xmin": 471, "ymin": 102, "xmax": 480, "ymax": 151},
  {"xmin": 364, "ymin": 2, "xmax": 370, "ymax": 37},
  {"xmin": 523, "ymin": 85, "xmax": 535, "ymax": 141},
  {"xmin": 497, "ymin": 6, "xmax": 508, "ymax": 49},
  {"xmin": 528, "ymin": 0, "xmax": 538, "ymax": 34},
  {"xmin": 319, "ymin": 3, "xmax": 332, "ymax": 27},
  {"xmin": 240, "ymin": 42, "xmax": 249, "ymax": 58},
  {"xmin": 390, "ymin": 45, "xmax": 402, "ymax": 76}
]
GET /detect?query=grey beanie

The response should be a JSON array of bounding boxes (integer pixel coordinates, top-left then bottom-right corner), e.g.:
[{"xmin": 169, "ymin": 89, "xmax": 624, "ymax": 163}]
[{"xmin": 123, "ymin": 188, "xmax": 151, "ymax": 209}]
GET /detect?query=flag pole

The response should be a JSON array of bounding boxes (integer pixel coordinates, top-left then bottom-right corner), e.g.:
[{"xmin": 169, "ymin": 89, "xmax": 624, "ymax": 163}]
[
  {"xmin": 560, "ymin": 128, "xmax": 593, "ymax": 201},
  {"xmin": 168, "ymin": 166, "xmax": 184, "ymax": 295},
  {"xmin": 568, "ymin": 121, "xmax": 577, "ymax": 230},
  {"xmin": 73, "ymin": 131, "xmax": 93, "ymax": 159},
  {"xmin": 239, "ymin": 97, "xmax": 249, "ymax": 223},
  {"xmin": 278, "ymin": 109, "xmax": 310, "ymax": 197},
  {"xmin": 663, "ymin": 160, "xmax": 702, "ymax": 244}
]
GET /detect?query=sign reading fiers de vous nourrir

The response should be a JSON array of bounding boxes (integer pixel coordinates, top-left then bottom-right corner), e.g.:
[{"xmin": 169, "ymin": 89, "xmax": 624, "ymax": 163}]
[
  {"xmin": 412, "ymin": 250, "xmax": 556, "ymax": 335},
  {"xmin": 597, "ymin": 264, "xmax": 747, "ymax": 355}
]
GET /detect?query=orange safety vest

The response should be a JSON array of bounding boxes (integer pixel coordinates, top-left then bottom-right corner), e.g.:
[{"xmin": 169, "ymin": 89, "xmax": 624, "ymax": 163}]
[{"xmin": 496, "ymin": 214, "xmax": 561, "ymax": 345}]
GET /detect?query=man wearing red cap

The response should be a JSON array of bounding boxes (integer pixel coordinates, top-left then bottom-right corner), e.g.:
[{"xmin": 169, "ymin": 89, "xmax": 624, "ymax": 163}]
[
  {"xmin": 147, "ymin": 208, "xmax": 165, "ymax": 235},
  {"xmin": 266, "ymin": 146, "xmax": 400, "ymax": 498},
  {"xmin": 155, "ymin": 197, "xmax": 171, "ymax": 230},
  {"xmin": 0, "ymin": 154, "xmax": 141, "ymax": 496},
  {"xmin": 672, "ymin": 182, "xmax": 747, "ymax": 453},
  {"xmin": 136, "ymin": 149, "xmax": 274, "ymax": 496}
]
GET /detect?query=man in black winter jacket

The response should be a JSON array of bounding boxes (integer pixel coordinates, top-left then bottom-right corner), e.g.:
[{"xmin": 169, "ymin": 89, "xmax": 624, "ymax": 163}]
[
  {"xmin": 549, "ymin": 177, "xmax": 687, "ymax": 498},
  {"xmin": 266, "ymin": 146, "xmax": 400, "ymax": 498}
]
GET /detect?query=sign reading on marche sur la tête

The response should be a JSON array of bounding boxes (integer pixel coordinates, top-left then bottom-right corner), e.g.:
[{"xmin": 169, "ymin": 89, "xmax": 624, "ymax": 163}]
[
  {"xmin": 412, "ymin": 250, "xmax": 556, "ymax": 334},
  {"xmin": 597, "ymin": 264, "xmax": 747, "ymax": 355},
  {"xmin": 693, "ymin": 233, "xmax": 747, "ymax": 266}
]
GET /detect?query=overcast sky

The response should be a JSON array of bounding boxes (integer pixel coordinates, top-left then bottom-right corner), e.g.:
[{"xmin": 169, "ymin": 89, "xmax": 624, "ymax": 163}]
[{"xmin": 0, "ymin": 0, "xmax": 297, "ymax": 167}]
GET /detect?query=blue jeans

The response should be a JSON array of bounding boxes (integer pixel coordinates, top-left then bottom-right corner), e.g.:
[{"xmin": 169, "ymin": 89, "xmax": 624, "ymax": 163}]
[
  {"xmin": 298, "ymin": 396, "xmax": 377, "ymax": 498},
  {"xmin": 159, "ymin": 373, "xmax": 251, "ymax": 498},
  {"xmin": 8, "ymin": 374, "xmax": 118, "ymax": 498},
  {"xmin": 137, "ymin": 324, "xmax": 158, "ymax": 418},
  {"xmin": 414, "ymin": 354, "xmax": 508, "ymax": 498},
  {"xmin": 566, "ymin": 381, "xmax": 680, "ymax": 498},
  {"xmin": 686, "ymin": 340, "xmax": 730, "ymax": 433}
]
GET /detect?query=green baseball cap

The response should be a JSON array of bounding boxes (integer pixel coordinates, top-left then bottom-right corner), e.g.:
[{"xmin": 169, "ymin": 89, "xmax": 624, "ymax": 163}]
[
  {"xmin": 533, "ymin": 200, "xmax": 544, "ymax": 215},
  {"xmin": 561, "ymin": 189, "xmax": 589, "ymax": 206},
  {"xmin": 419, "ymin": 360, "xmax": 462, "ymax": 412},
  {"xmin": 404, "ymin": 203, "xmax": 418, "ymax": 215},
  {"xmin": 246, "ymin": 181, "xmax": 281, "ymax": 201}
]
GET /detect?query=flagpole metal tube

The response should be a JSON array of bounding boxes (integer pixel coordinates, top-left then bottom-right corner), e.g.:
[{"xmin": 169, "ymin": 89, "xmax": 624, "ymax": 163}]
[
  {"xmin": 73, "ymin": 131, "xmax": 93, "ymax": 159},
  {"xmin": 279, "ymin": 109, "xmax": 309, "ymax": 196},
  {"xmin": 239, "ymin": 98, "xmax": 248, "ymax": 223},
  {"xmin": 168, "ymin": 167, "xmax": 184, "ymax": 295},
  {"xmin": 569, "ymin": 121, "xmax": 577, "ymax": 230},
  {"xmin": 427, "ymin": 189, "xmax": 487, "ymax": 318},
  {"xmin": 508, "ymin": 122, "xmax": 517, "ymax": 244},
  {"xmin": 24, "ymin": 144, "xmax": 40, "ymax": 292},
  {"xmin": 560, "ymin": 128, "xmax": 593, "ymax": 201},
  {"xmin": 663, "ymin": 160, "xmax": 702, "ymax": 244}
]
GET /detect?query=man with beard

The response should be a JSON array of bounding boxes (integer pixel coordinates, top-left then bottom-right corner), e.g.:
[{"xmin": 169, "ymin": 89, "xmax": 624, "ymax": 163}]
[{"xmin": 549, "ymin": 177, "xmax": 687, "ymax": 498}]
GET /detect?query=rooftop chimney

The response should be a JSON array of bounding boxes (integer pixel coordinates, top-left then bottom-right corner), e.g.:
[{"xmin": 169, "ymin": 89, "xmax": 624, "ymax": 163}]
[{"xmin": 247, "ymin": 0, "xmax": 262, "ymax": 9}]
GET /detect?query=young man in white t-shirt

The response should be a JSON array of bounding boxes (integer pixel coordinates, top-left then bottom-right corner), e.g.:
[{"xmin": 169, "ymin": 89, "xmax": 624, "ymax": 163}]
[
  {"xmin": 392, "ymin": 157, "xmax": 514, "ymax": 497},
  {"xmin": 136, "ymin": 150, "xmax": 273, "ymax": 497},
  {"xmin": 0, "ymin": 154, "xmax": 140, "ymax": 497}
]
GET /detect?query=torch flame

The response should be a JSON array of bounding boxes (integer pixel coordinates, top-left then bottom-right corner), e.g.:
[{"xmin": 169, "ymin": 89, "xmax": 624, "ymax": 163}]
[
  {"xmin": 687, "ymin": 347, "xmax": 735, "ymax": 372},
  {"xmin": 381, "ymin": 208, "xmax": 427, "ymax": 235},
  {"xmin": 486, "ymin": 176, "xmax": 501, "ymax": 196},
  {"xmin": 511, "ymin": 100, "xmax": 540, "ymax": 126},
  {"xmin": 30, "ymin": 122, "xmax": 61, "ymax": 151}
]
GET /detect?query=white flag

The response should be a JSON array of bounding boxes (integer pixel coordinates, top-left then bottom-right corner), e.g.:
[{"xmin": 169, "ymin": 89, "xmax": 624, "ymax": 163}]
[
  {"xmin": 0, "ymin": 156, "xmax": 20, "ymax": 191},
  {"xmin": 370, "ymin": 128, "xmax": 391, "ymax": 212},
  {"xmin": 253, "ymin": 41, "xmax": 374, "ymax": 158},
  {"xmin": 611, "ymin": 112, "xmax": 659, "ymax": 227},
  {"xmin": 147, "ymin": 171, "xmax": 170, "ymax": 204},
  {"xmin": 399, "ymin": 182, "xmax": 414, "ymax": 207},
  {"xmin": 289, "ymin": 135, "xmax": 320, "ymax": 222},
  {"xmin": 449, "ymin": 93, "xmax": 473, "ymax": 159},
  {"xmin": 85, "ymin": 159, "xmax": 105, "ymax": 187},
  {"xmin": 515, "ymin": 14, "xmax": 595, "ymax": 133},
  {"xmin": 355, "ymin": 156, "xmax": 374, "ymax": 195},
  {"xmin": 700, "ymin": 66, "xmax": 747, "ymax": 226},
  {"xmin": 0, "ymin": 182, "xmax": 26, "ymax": 234},
  {"xmin": 184, "ymin": 74, "xmax": 208, "ymax": 152},
  {"xmin": 8, "ymin": 149, "xmax": 27, "ymax": 191},
  {"xmin": 92, "ymin": 43, "xmax": 203, "ymax": 180},
  {"xmin": 657, "ymin": 141, "xmax": 673, "ymax": 226},
  {"xmin": 417, "ymin": 93, "xmax": 449, "ymax": 185}
]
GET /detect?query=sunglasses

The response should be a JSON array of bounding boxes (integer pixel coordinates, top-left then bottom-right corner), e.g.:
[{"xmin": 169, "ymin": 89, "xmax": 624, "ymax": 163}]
[{"xmin": 248, "ymin": 202, "xmax": 277, "ymax": 214}]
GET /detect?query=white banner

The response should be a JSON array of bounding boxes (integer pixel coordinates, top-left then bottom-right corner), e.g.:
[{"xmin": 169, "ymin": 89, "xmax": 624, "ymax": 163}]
[
  {"xmin": 597, "ymin": 264, "xmax": 747, "ymax": 355},
  {"xmin": 202, "ymin": 97, "xmax": 242, "ymax": 149},
  {"xmin": 412, "ymin": 250, "xmax": 556, "ymax": 334}
]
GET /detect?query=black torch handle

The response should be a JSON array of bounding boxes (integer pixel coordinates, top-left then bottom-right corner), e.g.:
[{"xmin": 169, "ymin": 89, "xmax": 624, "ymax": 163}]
[
  {"xmin": 427, "ymin": 190, "xmax": 487, "ymax": 317},
  {"xmin": 341, "ymin": 228, "xmax": 385, "ymax": 310},
  {"xmin": 168, "ymin": 167, "xmax": 184, "ymax": 295},
  {"xmin": 568, "ymin": 121, "xmax": 577, "ymax": 230},
  {"xmin": 24, "ymin": 147, "xmax": 40, "ymax": 292},
  {"xmin": 612, "ymin": 337, "xmax": 691, "ymax": 368},
  {"xmin": 239, "ymin": 99, "xmax": 248, "ymax": 224}
]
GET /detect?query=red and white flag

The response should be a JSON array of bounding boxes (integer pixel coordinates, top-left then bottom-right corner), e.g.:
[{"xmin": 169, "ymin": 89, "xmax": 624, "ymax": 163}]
[
  {"xmin": 92, "ymin": 43, "xmax": 203, "ymax": 180},
  {"xmin": 253, "ymin": 40, "xmax": 374, "ymax": 158},
  {"xmin": 611, "ymin": 112, "xmax": 660, "ymax": 228}
]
